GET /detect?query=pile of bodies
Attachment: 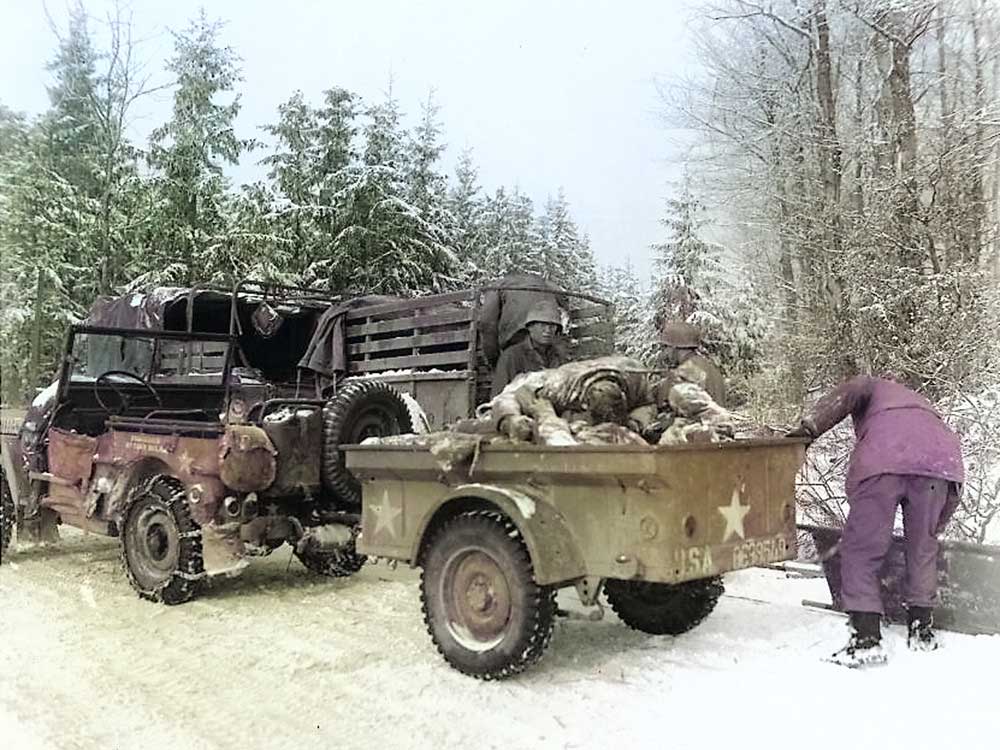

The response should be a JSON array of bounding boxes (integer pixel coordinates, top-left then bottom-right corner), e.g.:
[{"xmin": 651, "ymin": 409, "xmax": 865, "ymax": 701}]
[{"xmin": 371, "ymin": 356, "xmax": 748, "ymax": 471}]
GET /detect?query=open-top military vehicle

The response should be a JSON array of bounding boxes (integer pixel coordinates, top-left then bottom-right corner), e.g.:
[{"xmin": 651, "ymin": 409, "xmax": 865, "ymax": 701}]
[
  {"xmin": 0, "ymin": 280, "xmax": 613, "ymax": 603},
  {"xmin": 345, "ymin": 437, "xmax": 806, "ymax": 678}
]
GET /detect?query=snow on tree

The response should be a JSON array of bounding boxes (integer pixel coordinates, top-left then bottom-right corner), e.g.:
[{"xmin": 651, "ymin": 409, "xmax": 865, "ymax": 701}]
[
  {"xmin": 650, "ymin": 182, "xmax": 765, "ymax": 382},
  {"xmin": 538, "ymin": 189, "xmax": 598, "ymax": 293},
  {"xmin": 477, "ymin": 186, "xmax": 545, "ymax": 280},
  {"xmin": 599, "ymin": 261, "xmax": 656, "ymax": 365},
  {"xmin": 326, "ymin": 86, "xmax": 456, "ymax": 294},
  {"xmin": 448, "ymin": 147, "xmax": 486, "ymax": 280},
  {"xmin": 146, "ymin": 9, "xmax": 250, "ymax": 286}
]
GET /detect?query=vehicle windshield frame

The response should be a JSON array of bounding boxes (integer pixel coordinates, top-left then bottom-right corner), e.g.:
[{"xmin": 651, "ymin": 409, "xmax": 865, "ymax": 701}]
[{"xmin": 58, "ymin": 324, "xmax": 237, "ymax": 406}]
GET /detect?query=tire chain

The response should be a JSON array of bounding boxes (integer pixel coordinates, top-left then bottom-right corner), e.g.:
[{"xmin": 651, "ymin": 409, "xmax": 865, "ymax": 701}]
[
  {"xmin": 295, "ymin": 523, "xmax": 367, "ymax": 577},
  {"xmin": 119, "ymin": 474, "xmax": 205, "ymax": 604}
]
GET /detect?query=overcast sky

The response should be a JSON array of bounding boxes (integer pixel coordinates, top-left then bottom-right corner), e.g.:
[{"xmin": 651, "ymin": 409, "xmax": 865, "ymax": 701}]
[{"xmin": 1, "ymin": 0, "xmax": 699, "ymax": 278}]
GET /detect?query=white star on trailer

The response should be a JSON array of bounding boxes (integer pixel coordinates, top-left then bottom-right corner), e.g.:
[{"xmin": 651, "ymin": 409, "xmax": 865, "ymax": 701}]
[
  {"xmin": 371, "ymin": 489, "xmax": 403, "ymax": 540},
  {"xmin": 718, "ymin": 486, "xmax": 751, "ymax": 542}
]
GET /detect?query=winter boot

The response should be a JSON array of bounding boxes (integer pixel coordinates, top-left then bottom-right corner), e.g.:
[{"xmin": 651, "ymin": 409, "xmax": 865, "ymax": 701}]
[
  {"xmin": 906, "ymin": 606, "xmax": 939, "ymax": 652},
  {"xmin": 828, "ymin": 611, "xmax": 887, "ymax": 668}
]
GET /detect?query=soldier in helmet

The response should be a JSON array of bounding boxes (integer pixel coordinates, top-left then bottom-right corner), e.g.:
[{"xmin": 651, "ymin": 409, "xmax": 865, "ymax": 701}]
[
  {"xmin": 657, "ymin": 320, "xmax": 727, "ymax": 407},
  {"xmin": 491, "ymin": 299, "xmax": 567, "ymax": 397}
]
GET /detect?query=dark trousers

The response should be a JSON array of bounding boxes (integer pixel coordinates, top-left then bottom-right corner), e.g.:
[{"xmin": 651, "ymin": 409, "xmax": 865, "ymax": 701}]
[{"xmin": 840, "ymin": 474, "xmax": 956, "ymax": 613}]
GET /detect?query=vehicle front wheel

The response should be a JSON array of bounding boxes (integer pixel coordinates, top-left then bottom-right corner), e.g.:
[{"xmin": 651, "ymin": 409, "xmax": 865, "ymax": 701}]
[
  {"xmin": 1, "ymin": 469, "xmax": 14, "ymax": 563},
  {"xmin": 420, "ymin": 511, "xmax": 556, "ymax": 679},
  {"xmin": 121, "ymin": 475, "xmax": 204, "ymax": 605},
  {"xmin": 605, "ymin": 577, "xmax": 724, "ymax": 635}
]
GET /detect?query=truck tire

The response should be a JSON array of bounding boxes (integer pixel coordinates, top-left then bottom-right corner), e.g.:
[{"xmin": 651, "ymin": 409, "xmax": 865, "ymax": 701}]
[
  {"xmin": 1, "ymin": 469, "xmax": 14, "ymax": 563},
  {"xmin": 322, "ymin": 380, "xmax": 413, "ymax": 507},
  {"xmin": 295, "ymin": 524, "xmax": 367, "ymax": 577},
  {"xmin": 121, "ymin": 475, "xmax": 204, "ymax": 605},
  {"xmin": 420, "ymin": 511, "xmax": 556, "ymax": 679},
  {"xmin": 605, "ymin": 577, "xmax": 724, "ymax": 635}
]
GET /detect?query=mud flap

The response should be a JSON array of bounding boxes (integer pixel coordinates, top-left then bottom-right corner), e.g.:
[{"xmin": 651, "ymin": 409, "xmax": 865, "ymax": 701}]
[
  {"xmin": 17, "ymin": 507, "xmax": 60, "ymax": 544},
  {"xmin": 200, "ymin": 522, "xmax": 249, "ymax": 578}
]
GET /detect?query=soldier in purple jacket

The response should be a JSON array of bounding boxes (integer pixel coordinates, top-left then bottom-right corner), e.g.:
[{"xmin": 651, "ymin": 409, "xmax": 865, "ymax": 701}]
[{"xmin": 788, "ymin": 376, "xmax": 964, "ymax": 666}]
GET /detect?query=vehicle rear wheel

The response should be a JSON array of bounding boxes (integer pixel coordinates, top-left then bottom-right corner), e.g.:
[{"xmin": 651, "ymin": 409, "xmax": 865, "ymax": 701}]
[
  {"xmin": 420, "ymin": 511, "xmax": 556, "ymax": 679},
  {"xmin": 1, "ymin": 469, "xmax": 14, "ymax": 563},
  {"xmin": 605, "ymin": 577, "xmax": 724, "ymax": 635},
  {"xmin": 322, "ymin": 380, "xmax": 413, "ymax": 507},
  {"xmin": 294, "ymin": 524, "xmax": 367, "ymax": 577},
  {"xmin": 121, "ymin": 475, "xmax": 204, "ymax": 605}
]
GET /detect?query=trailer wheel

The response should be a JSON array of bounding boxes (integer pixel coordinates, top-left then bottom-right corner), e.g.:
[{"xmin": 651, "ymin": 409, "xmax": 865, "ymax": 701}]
[
  {"xmin": 420, "ymin": 511, "xmax": 556, "ymax": 679},
  {"xmin": 605, "ymin": 577, "xmax": 724, "ymax": 635},
  {"xmin": 121, "ymin": 475, "xmax": 204, "ymax": 605},
  {"xmin": 1, "ymin": 469, "xmax": 14, "ymax": 563},
  {"xmin": 322, "ymin": 381, "xmax": 413, "ymax": 507}
]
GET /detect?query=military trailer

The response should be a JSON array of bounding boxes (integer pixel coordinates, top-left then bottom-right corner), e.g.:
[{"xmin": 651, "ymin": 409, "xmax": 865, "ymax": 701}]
[
  {"xmin": 345, "ymin": 438, "xmax": 806, "ymax": 678},
  {"xmin": 0, "ymin": 281, "xmax": 612, "ymax": 603}
]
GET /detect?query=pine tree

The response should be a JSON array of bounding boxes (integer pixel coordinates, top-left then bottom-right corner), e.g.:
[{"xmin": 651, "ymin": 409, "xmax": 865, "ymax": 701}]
[
  {"xmin": 448, "ymin": 147, "xmax": 485, "ymax": 278},
  {"xmin": 258, "ymin": 87, "xmax": 360, "ymax": 280},
  {"xmin": 329, "ymin": 87, "xmax": 455, "ymax": 294},
  {"xmin": 479, "ymin": 186, "xmax": 543, "ymax": 279},
  {"xmin": 600, "ymin": 261, "xmax": 656, "ymax": 365},
  {"xmin": 651, "ymin": 184, "xmax": 765, "ymax": 380},
  {"xmin": 539, "ymin": 188, "xmax": 597, "ymax": 291},
  {"xmin": 147, "ymin": 10, "xmax": 249, "ymax": 285},
  {"xmin": 406, "ymin": 91, "xmax": 447, "ymax": 212}
]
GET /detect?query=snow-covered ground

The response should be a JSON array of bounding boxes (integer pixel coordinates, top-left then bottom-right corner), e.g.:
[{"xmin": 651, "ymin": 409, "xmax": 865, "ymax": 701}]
[{"xmin": 2, "ymin": 530, "xmax": 998, "ymax": 750}]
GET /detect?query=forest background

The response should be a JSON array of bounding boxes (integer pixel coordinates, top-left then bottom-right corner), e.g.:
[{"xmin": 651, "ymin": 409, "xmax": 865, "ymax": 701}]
[{"xmin": 1, "ymin": 0, "xmax": 998, "ymax": 541}]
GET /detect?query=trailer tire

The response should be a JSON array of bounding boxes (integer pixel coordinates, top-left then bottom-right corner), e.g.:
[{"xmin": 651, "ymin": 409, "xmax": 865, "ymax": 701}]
[
  {"xmin": 322, "ymin": 381, "xmax": 413, "ymax": 507},
  {"xmin": 121, "ymin": 475, "xmax": 204, "ymax": 605},
  {"xmin": 1, "ymin": 468, "xmax": 14, "ymax": 563},
  {"xmin": 605, "ymin": 576, "xmax": 724, "ymax": 636},
  {"xmin": 420, "ymin": 511, "xmax": 556, "ymax": 679}
]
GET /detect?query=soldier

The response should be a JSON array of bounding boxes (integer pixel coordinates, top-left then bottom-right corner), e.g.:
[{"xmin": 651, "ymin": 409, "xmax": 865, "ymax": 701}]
[
  {"xmin": 657, "ymin": 321, "xmax": 726, "ymax": 407},
  {"xmin": 479, "ymin": 272, "xmax": 566, "ymax": 367},
  {"xmin": 490, "ymin": 299, "xmax": 567, "ymax": 397},
  {"xmin": 787, "ymin": 376, "xmax": 964, "ymax": 667}
]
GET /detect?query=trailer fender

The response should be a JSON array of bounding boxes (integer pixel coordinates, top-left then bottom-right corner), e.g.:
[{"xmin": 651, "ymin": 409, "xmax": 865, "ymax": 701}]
[{"xmin": 413, "ymin": 482, "xmax": 585, "ymax": 587}]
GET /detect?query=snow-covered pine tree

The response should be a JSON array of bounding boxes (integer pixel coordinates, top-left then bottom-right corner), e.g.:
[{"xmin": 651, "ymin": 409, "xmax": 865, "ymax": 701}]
[
  {"xmin": 651, "ymin": 183, "xmax": 765, "ymax": 382},
  {"xmin": 479, "ymin": 186, "xmax": 544, "ymax": 279},
  {"xmin": 406, "ymin": 91, "xmax": 448, "ymax": 212},
  {"xmin": 538, "ymin": 189, "xmax": 597, "ymax": 292},
  {"xmin": 448, "ymin": 147, "xmax": 486, "ymax": 281},
  {"xmin": 257, "ymin": 87, "xmax": 360, "ymax": 282},
  {"xmin": 329, "ymin": 86, "xmax": 455, "ymax": 294},
  {"xmin": 599, "ymin": 261, "xmax": 655, "ymax": 365},
  {"xmin": 0, "ymin": 107, "xmax": 91, "ymax": 402},
  {"xmin": 147, "ymin": 10, "xmax": 250, "ymax": 285}
]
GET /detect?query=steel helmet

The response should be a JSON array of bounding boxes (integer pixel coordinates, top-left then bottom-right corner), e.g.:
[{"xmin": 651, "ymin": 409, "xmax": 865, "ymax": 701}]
[
  {"xmin": 659, "ymin": 320, "xmax": 701, "ymax": 348},
  {"xmin": 524, "ymin": 299, "xmax": 563, "ymax": 327}
]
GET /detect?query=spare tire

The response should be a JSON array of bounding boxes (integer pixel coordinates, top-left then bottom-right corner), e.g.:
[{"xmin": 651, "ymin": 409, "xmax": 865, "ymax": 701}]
[{"xmin": 322, "ymin": 380, "xmax": 413, "ymax": 506}]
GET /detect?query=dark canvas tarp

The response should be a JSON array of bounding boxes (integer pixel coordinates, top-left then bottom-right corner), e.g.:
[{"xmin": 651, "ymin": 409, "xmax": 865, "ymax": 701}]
[{"xmin": 297, "ymin": 295, "xmax": 401, "ymax": 378}]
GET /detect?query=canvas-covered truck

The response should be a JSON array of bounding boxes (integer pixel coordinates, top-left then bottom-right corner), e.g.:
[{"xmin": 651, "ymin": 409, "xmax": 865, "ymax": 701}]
[
  {"xmin": 345, "ymin": 437, "xmax": 806, "ymax": 678},
  {"xmin": 0, "ymin": 281, "xmax": 613, "ymax": 601}
]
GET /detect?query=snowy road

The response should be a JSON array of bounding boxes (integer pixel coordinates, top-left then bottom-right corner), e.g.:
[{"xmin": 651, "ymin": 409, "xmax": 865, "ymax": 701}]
[{"xmin": 2, "ymin": 530, "xmax": 998, "ymax": 750}]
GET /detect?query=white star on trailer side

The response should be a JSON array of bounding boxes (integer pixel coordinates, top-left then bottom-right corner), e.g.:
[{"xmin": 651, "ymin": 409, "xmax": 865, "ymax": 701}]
[
  {"xmin": 371, "ymin": 489, "xmax": 403, "ymax": 540},
  {"xmin": 718, "ymin": 486, "xmax": 751, "ymax": 542}
]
